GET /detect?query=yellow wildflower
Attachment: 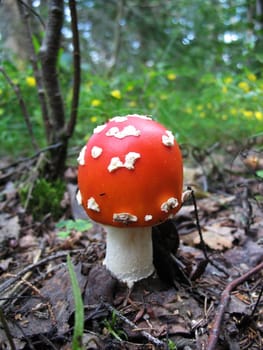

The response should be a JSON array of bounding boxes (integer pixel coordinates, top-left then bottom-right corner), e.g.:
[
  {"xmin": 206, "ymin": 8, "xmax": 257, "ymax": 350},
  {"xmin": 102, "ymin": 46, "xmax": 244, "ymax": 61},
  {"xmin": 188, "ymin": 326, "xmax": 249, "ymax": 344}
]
[
  {"xmin": 167, "ymin": 73, "xmax": 177, "ymax": 81},
  {"xmin": 110, "ymin": 89, "xmax": 121, "ymax": 99},
  {"xmin": 255, "ymin": 111, "xmax": 263, "ymax": 121},
  {"xmin": 160, "ymin": 94, "xmax": 168, "ymax": 100},
  {"xmin": 148, "ymin": 71, "xmax": 157, "ymax": 78},
  {"xmin": 126, "ymin": 84, "xmax": 134, "ymax": 92},
  {"xmin": 247, "ymin": 73, "xmax": 256, "ymax": 81},
  {"xmin": 238, "ymin": 81, "xmax": 250, "ymax": 93},
  {"xmin": 197, "ymin": 105, "xmax": 203, "ymax": 111},
  {"xmin": 222, "ymin": 86, "xmax": 228, "ymax": 94},
  {"xmin": 90, "ymin": 116, "xmax": 98, "ymax": 123},
  {"xmin": 0, "ymin": 89, "xmax": 3, "ymax": 95},
  {"xmin": 242, "ymin": 110, "xmax": 253, "ymax": 118},
  {"xmin": 128, "ymin": 101, "xmax": 137, "ymax": 107},
  {"xmin": 26, "ymin": 76, "xmax": 36, "ymax": 87},
  {"xmin": 222, "ymin": 115, "xmax": 228, "ymax": 120},
  {"xmin": 223, "ymin": 76, "xmax": 233, "ymax": 84},
  {"xmin": 230, "ymin": 108, "xmax": 237, "ymax": 115},
  {"xmin": 91, "ymin": 99, "xmax": 101, "ymax": 107},
  {"xmin": 185, "ymin": 107, "xmax": 193, "ymax": 114}
]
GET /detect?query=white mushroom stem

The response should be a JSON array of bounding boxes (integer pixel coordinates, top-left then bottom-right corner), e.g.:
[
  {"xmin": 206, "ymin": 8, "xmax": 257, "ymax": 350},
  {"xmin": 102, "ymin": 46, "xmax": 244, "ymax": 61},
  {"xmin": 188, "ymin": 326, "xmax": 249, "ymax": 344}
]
[{"xmin": 103, "ymin": 226, "xmax": 154, "ymax": 288}]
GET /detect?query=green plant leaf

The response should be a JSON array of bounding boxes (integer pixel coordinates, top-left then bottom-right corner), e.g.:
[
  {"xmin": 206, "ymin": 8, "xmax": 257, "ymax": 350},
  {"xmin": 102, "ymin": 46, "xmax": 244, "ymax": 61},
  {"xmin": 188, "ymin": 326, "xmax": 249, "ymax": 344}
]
[
  {"xmin": 256, "ymin": 170, "xmax": 263, "ymax": 179},
  {"xmin": 67, "ymin": 255, "xmax": 84, "ymax": 350},
  {"xmin": 56, "ymin": 219, "xmax": 92, "ymax": 232},
  {"xmin": 57, "ymin": 231, "xmax": 71, "ymax": 239},
  {"xmin": 74, "ymin": 219, "xmax": 93, "ymax": 232}
]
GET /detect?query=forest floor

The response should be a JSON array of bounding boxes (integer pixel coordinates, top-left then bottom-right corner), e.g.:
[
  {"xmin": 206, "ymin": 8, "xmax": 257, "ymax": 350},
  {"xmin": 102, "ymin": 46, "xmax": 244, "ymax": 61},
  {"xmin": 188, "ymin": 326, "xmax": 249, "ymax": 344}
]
[{"xmin": 0, "ymin": 141, "xmax": 262, "ymax": 350}]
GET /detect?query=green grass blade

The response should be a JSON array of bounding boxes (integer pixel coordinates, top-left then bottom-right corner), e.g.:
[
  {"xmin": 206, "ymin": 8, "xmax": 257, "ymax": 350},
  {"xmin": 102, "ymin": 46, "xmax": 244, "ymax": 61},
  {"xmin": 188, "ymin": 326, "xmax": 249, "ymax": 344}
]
[{"xmin": 67, "ymin": 255, "xmax": 84, "ymax": 350}]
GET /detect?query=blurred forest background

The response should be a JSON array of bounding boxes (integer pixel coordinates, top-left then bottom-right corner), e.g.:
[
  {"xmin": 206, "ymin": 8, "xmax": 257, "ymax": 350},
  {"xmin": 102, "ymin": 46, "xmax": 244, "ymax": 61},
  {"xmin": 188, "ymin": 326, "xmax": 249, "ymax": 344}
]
[
  {"xmin": 1, "ymin": 0, "xmax": 263, "ymax": 170},
  {"xmin": 1, "ymin": 3, "xmax": 263, "ymax": 349}
]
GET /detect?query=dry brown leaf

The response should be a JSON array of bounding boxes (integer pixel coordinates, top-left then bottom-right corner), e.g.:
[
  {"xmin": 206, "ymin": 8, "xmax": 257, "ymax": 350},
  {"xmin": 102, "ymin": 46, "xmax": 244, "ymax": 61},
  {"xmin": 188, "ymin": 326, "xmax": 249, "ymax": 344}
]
[
  {"xmin": 194, "ymin": 223, "xmax": 235, "ymax": 250},
  {"xmin": 19, "ymin": 234, "xmax": 38, "ymax": 249},
  {"xmin": 0, "ymin": 213, "xmax": 20, "ymax": 244}
]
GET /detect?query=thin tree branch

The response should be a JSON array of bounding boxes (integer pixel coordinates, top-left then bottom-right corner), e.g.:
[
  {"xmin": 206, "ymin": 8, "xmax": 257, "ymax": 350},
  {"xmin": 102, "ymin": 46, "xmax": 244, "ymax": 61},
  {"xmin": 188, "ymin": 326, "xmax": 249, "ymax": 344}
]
[
  {"xmin": 102, "ymin": 301, "xmax": 165, "ymax": 348},
  {"xmin": 0, "ymin": 250, "xmax": 83, "ymax": 297},
  {"xmin": 107, "ymin": 0, "xmax": 124, "ymax": 76},
  {"xmin": 0, "ymin": 142, "xmax": 62, "ymax": 173},
  {"xmin": 18, "ymin": 0, "xmax": 51, "ymax": 143},
  {"xmin": 17, "ymin": 0, "xmax": 46, "ymax": 28},
  {"xmin": 206, "ymin": 260, "xmax": 263, "ymax": 350},
  {"xmin": 67, "ymin": 0, "xmax": 81, "ymax": 138},
  {"xmin": 0, "ymin": 66, "xmax": 39, "ymax": 151},
  {"xmin": 190, "ymin": 187, "xmax": 230, "ymax": 277},
  {"xmin": 0, "ymin": 307, "xmax": 16, "ymax": 350}
]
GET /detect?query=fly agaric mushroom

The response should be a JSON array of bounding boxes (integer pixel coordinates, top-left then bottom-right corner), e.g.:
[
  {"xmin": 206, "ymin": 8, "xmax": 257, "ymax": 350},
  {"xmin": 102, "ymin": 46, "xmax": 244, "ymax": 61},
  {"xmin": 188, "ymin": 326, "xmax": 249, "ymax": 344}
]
[{"xmin": 77, "ymin": 114, "xmax": 183, "ymax": 287}]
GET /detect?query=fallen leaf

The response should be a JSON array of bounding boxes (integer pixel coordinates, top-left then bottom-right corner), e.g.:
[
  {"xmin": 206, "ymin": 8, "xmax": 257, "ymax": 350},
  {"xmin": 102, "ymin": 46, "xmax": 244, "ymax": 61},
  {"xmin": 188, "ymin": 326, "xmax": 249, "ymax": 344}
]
[
  {"xmin": 0, "ymin": 257, "xmax": 13, "ymax": 271},
  {"xmin": 0, "ymin": 213, "xmax": 20, "ymax": 244},
  {"xmin": 193, "ymin": 223, "xmax": 235, "ymax": 250},
  {"xmin": 19, "ymin": 234, "xmax": 38, "ymax": 249}
]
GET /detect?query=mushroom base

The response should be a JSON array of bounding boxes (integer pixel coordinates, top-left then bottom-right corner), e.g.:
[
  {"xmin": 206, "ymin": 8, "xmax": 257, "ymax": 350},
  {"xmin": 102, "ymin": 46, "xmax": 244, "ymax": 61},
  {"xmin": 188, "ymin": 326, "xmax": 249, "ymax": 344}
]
[{"xmin": 103, "ymin": 226, "xmax": 154, "ymax": 288}]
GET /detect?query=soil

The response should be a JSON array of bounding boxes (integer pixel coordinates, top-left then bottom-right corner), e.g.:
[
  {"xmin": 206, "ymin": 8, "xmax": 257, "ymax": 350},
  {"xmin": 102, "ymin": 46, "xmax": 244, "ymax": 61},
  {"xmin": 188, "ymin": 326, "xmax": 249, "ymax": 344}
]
[{"xmin": 0, "ymin": 143, "xmax": 262, "ymax": 350}]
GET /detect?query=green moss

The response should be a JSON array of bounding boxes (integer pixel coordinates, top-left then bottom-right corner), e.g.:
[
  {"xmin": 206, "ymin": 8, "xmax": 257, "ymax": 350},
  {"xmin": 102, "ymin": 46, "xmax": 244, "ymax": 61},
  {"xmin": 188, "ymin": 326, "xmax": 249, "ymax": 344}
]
[{"xmin": 20, "ymin": 178, "xmax": 65, "ymax": 221}]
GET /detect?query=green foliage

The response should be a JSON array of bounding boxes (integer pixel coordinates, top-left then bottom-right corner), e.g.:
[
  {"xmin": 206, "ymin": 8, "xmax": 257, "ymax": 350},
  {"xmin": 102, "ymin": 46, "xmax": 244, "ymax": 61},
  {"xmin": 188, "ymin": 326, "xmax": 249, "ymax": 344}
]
[
  {"xmin": 56, "ymin": 219, "xmax": 92, "ymax": 239},
  {"xmin": 1, "ymin": 56, "xmax": 262, "ymax": 155},
  {"xmin": 167, "ymin": 339, "xmax": 177, "ymax": 350},
  {"xmin": 67, "ymin": 255, "xmax": 84, "ymax": 350},
  {"xmin": 256, "ymin": 170, "xmax": 263, "ymax": 179},
  {"xmin": 75, "ymin": 66, "xmax": 263, "ymax": 149},
  {"xmin": 103, "ymin": 311, "xmax": 128, "ymax": 342},
  {"xmin": 1, "ymin": 1, "xmax": 263, "ymax": 159},
  {"xmin": 19, "ymin": 178, "xmax": 65, "ymax": 220}
]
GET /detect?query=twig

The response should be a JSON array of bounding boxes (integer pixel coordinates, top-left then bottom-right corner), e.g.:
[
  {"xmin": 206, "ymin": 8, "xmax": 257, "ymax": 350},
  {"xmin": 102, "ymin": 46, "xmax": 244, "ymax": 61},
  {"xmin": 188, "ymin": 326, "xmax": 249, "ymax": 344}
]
[
  {"xmin": 39, "ymin": 334, "xmax": 59, "ymax": 350},
  {"xmin": 0, "ymin": 307, "xmax": 16, "ymax": 350},
  {"xmin": 0, "ymin": 66, "xmax": 39, "ymax": 151},
  {"xmin": 0, "ymin": 142, "xmax": 62, "ymax": 172},
  {"xmin": 206, "ymin": 260, "xmax": 263, "ymax": 350},
  {"xmin": 67, "ymin": 0, "xmax": 81, "ymax": 138},
  {"xmin": 23, "ymin": 153, "xmax": 46, "ymax": 210},
  {"xmin": 250, "ymin": 283, "xmax": 263, "ymax": 318},
  {"xmin": 18, "ymin": 1, "xmax": 51, "ymax": 143},
  {"xmin": 4, "ymin": 272, "xmax": 56, "ymax": 325},
  {"xmin": 107, "ymin": 0, "xmax": 124, "ymax": 77},
  {"xmin": 189, "ymin": 187, "xmax": 229, "ymax": 277},
  {"xmin": 0, "ymin": 251, "xmax": 72, "ymax": 297},
  {"xmin": 0, "ymin": 247, "xmax": 42, "ymax": 307},
  {"xmin": 18, "ymin": 0, "xmax": 46, "ymax": 27},
  {"xmin": 102, "ymin": 302, "xmax": 165, "ymax": 348}
]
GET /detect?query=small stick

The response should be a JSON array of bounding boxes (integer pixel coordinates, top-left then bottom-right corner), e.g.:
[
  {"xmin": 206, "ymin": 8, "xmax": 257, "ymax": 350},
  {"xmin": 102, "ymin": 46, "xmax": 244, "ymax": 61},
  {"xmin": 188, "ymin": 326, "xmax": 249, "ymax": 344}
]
[
  {"xmin": 18, "ymin": 0, "xmax": 45, "ymax": 27},
  {"xmin": 67, "ymin": 0, "xmax": 81, "ymax": 138},
  {"xmin": 206, "ymin": 260, "xmax": 263, "ymax": 350},
  {"xmin": 102, "ymin": 301, "xmax": 165, "ymax": 348},
  {"xmin": 189, "ymin": 187, "xmax": 229, "ymax": 277},
  {"xmin": 0, "ymin": 251, "xmax": 76, "ymax": 296},
  {"xmin": 0, "ymin": 142, "xmax": 62, "ymax": 172},
  {"xmin": 0, "ymin": 66, "xmax": 39, "ymax": 151},
  {"xmin": 0, "ymin": 307, "xmax": 16, "ymax": 350},
  {"xmin": 250, "ymin": 283, "xmax": 263, "ymax": 318}
]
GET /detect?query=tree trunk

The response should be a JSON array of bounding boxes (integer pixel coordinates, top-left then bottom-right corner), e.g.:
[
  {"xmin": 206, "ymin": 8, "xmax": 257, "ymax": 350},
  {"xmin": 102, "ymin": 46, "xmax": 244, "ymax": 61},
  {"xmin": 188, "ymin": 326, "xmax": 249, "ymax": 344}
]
[{"xmin": 39, "ymin": 0, "xmax": 67, "ymax": 179}]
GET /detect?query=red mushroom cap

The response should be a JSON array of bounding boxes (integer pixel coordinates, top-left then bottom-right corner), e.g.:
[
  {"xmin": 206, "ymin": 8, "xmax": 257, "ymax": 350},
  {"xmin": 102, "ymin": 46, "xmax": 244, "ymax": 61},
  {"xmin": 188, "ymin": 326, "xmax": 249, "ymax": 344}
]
[{"xmin": 77, "ymin": 115, "xmax": 183, "ymax": 227}]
